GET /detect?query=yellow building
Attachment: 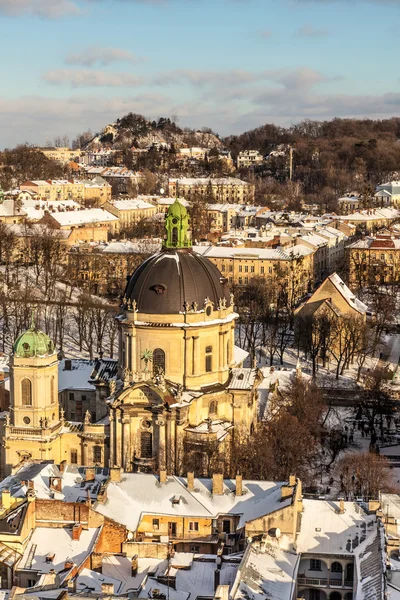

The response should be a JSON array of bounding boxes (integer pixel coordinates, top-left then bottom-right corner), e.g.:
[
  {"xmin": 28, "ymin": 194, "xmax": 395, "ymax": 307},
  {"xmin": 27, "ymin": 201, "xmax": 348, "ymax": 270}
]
[
  {"xmin": 20, "ymin": 179, "xmax": 111, "ymax": 205},
  {"xmin": 168, "ymin": 177, "xmax": 254, "ymax": 204},
  {"xmin": 108, "ymin": 200, "xmax": 259, "ymax": 475},
  {"xmin": 193, "ymin": 244, "xmax": 315, "ymax": 300},
  {"xmin": 0, "ymin": 319, "xmax": 108, "ymax": 477},
  {"xmin": 104, "ymin": 198, "xmax": 157, "ymax": 232},
  {"xmin": 346, "ymin": 234, "xmax": 400, "ymax": 287},
  {"xmin": 40, "ymin": 147, "xmax": 82, "ymax": 164}
]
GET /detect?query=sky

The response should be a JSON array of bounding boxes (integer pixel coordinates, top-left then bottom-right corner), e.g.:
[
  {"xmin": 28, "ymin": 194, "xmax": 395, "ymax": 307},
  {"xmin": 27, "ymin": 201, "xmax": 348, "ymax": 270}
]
[{"xmin": 1, "ymin": 0, "xmax": 400, "ymax": 148}]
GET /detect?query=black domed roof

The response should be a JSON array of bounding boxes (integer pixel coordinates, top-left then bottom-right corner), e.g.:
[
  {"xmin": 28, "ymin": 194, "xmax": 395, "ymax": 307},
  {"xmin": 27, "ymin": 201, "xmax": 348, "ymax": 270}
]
[{"xmin": 124, "ymin": 249, "xmax": 231, "ymax": 315}]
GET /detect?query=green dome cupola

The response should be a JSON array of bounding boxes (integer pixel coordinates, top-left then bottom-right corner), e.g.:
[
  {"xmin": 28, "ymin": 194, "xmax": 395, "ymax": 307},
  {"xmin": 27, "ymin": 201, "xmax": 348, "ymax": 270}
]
[
  {"xmin": 164, "ymin": 199, "xmax": 191, "ymax": 249},
  {"xmin": 13, "ymin": 319, "xmax": 55, "ymax": 358}
]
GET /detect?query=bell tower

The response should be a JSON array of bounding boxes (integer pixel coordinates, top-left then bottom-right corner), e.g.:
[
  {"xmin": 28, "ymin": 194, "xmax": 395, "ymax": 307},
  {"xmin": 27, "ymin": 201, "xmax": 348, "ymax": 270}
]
[
  {"xmin": 10, "ymin": 317, "xmax": 59, "ymax": 428},
  {"xmin": 164, "ymin": 199, "xmax": 192, "ymax": 249}
]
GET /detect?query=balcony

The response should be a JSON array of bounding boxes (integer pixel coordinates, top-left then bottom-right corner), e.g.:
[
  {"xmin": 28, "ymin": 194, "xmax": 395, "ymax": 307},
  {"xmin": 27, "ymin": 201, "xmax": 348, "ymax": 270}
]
[{"xmin": 297, "ymin": 575, "xmax": 353, "ymax": 589}]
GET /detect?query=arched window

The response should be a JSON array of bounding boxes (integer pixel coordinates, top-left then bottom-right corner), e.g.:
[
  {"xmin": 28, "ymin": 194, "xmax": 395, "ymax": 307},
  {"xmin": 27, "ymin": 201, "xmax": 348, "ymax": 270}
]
[
  {"xmin": 331, "ymin": 562, "xmax": 343, "ymax": 573},
  {"xmin": 153, "ymin": 348, "xmax": 166, "ymax": 375},
  {"xmin": 172, "ymin": 227, "xmax": 178, "ymax": 246},
  {"xmin": 21, "ymin": 379, "xmax": 32, "ymax": 406},
  {"xmin": 141, "ymin": 431, "xmax": 152, "ymax": 459},
  {"xmin": 50, "ymin": 376, "xmax": 55, "ymax": 404},
  {"xmin": 205, "ymin": 346, "xmax": 212, "ymax": 373}
]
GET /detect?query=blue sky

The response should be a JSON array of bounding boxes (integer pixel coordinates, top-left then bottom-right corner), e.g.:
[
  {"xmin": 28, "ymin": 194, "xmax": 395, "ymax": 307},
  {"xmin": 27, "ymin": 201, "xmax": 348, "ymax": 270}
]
[{"xmin": 1, "ymin": 0, "xmax": 400, "ymax": 148}]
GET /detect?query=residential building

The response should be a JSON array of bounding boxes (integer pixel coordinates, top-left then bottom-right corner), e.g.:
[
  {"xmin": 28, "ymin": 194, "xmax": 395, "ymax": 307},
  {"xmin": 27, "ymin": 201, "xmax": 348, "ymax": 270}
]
[
  {"xmin": 346, "ymin": 234, "xmax": 400, "ymax": 286},
  {"xmin": 84, "ymin": 167, "xmax": 140, "ymax": 196},
  {"xmin": 168, "ymin": 177, "xmax": 254, "ymax": 203},
  {"xmin": 375, "ymin": 180, "xmax": 400, "ymax": 208},
  {"xmin": 104, "ymin": 197, "xmax": 157, "ymax": 232},
  {"xmin": 237, "ymin": 150, "xmax": 264, "ymax": 169},
  {"xmin": 194, "ymin": 244, "xmax": 315, "ymax": 300},
  {"xmin": 20, "ymin": 180, "xmax": 86, "ymax": 202},
  {"xmin": 67, "ymin": 239, "xmax": 161, "ymax": 296},
  {"xmin": 39, "ymin": 207, "xmax": 119, "ymax": 238},
  {"xmin": 39, "ymin": 147, "xmax": 82, "ymax": 164},
  {"xmin": 334, "ymin": 208, "xmax": 400, "ymax": 233}
]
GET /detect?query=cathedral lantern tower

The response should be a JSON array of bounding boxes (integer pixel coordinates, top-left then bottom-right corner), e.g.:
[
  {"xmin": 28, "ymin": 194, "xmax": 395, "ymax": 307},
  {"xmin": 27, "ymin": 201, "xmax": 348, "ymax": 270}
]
[{"xmin": 10, "ymin": 318, "xmax": 59, "ymax": 428}]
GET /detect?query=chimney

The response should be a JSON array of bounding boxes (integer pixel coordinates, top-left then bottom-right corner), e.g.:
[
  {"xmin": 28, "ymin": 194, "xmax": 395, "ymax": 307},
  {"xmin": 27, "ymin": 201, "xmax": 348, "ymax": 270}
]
[
  {"xmin": 212, "ymin": 473, "xmax": 224, "ymax": 496},
  {"xmin": 67, "ymin": 579, "xmax": 76, "ymax": 593},
  {"xmin": 131, "ymin": 554, "xmax": 138, "ymax": 577},
  {"xmin": 214, "ymin": 569, "xmax": 221, "ymax": 591},
  {"xmin": 339, "ymin": 498, "xmax": 345, "ymax": 514},
  {"xmin": 187, "ymin": 472, "xmax": 194, "ymax": 492},
  {"xmin": 281, "ymin": 485, "xmax": 294, "ymax": 501},
  {"xmin": 110, "ymin": 467, "xmax": 122, "ymax": 482},
  {"xmin": 72, "ymin": 523, "xmax": 83, "ymax": 541},
  {"xmin": 289, "ymin": 474, "xmax": 296, "ymax": 487},
  {"xmin": 1, "ymin": 489, "xmax": 11, "ymax": 510},
  {"xmin": 64, "ymin": 359, "xmax": 72, "ymax": 371},
  {"xmin": 235, "ymin": 474, "xmax": 243, "ymax": 497},
  {"xmin": 160, "ymin": 470, "xmax": 167, "ymax": 485},
  {"xmin": 64, "ymin": 559, "xmax": 74, "ymax": 570},
  {"xmin": 85, "ymin": 467, "xmax": 95, "ymax": 482},
  {"xmin": 101, "ymin": 583, "xmax": 114, "ymax": 595}
]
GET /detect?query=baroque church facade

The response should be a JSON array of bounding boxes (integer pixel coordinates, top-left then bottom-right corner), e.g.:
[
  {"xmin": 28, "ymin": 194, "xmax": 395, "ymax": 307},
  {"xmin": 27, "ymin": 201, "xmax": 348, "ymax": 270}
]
[{"xmin": 1, "ymin": 200, "xmax": 260, "ymax": 476}]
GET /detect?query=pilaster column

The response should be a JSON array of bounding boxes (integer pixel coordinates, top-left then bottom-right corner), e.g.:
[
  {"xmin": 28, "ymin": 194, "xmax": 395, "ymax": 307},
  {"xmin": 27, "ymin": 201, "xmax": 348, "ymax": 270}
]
[
  {"xmin": 184, "ymin": 333, "xmax": 192, "ymax": 387},
  {"xmin": 122, "ymin": 416, "xmax": 131, "ymax": 471},
  {"xmin": 157, "ymin": 418, "xmax": 167, "ymax": 472},
  {"xmin": 193, "ymin": 336, "xmax": 199, "ymax": 376},
  {"xmin": 116, "ymin": 410, "xmax": 122, "ymax": 467},
  {"xmin": 109, "ymin": 411, "xmax": 115, "ymax": 467},
  {"xmin": 219, "ymin": 332, "xmax": 224, "ymax": 370},
  {"xmin": 82, "ymin": 442, "xmax": 88, "ymax": 465}
]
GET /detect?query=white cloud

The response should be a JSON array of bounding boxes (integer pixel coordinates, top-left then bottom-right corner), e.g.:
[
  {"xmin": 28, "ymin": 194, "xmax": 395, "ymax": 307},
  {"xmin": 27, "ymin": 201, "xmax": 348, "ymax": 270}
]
[
  {"xmin": 42, "ymin": 69, "xmax": 145, "ymax": 88},
  {"xmin": 65, "ymin": 46, "xmax": 145, "ymax": 67}
]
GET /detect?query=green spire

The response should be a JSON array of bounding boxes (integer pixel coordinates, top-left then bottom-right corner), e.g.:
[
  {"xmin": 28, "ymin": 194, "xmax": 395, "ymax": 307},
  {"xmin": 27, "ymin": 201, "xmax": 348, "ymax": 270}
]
[{"xmin": 164, "ymin": 199, "xmax": 191, "ymax": 249}]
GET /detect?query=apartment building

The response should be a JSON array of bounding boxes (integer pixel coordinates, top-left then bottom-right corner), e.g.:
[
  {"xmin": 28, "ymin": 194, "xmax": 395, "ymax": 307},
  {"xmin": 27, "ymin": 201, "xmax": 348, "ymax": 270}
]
[
  {"xmin": 40, "ymin": 146, "xmax": 82, "ymax": 163},
  {"xmin": 375, "ymin": 180, "xmax": 400, "ymax": 208},
  {"xmin": 237, "ymin": 150, "xmax": 264, "ymax": 168},
  {"xmin": 20, "ymin": 179, "xmax": 112, "ymax": 205},
  {"xmin": 346, "ymin": 234, "xmax": 400, "ymax": 286},
  {"xmin": 194, "ymin": 244, "xmax": 315, "ymax": 299},
  {"xmin": 169, "ymin": 177, "xmax": 255, "ymax": 203},
  {"xmin": 104, "ymin": 198, "xmax": 157, "ymax": 231}
]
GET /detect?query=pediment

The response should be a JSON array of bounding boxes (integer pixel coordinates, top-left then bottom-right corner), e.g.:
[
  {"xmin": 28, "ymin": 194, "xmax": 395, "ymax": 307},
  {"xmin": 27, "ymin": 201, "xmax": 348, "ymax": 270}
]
[{"xmin": 116, "ymin": 383, "xmax": 166, "ymax": 408}]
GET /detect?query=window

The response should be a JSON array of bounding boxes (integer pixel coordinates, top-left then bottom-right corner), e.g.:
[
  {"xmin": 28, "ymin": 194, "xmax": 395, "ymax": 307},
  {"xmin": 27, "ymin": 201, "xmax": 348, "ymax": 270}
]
[
  {"xmin": 189, "ymin": 521, "xmax": 199, "ymax": 531},
  {"xmin": 69, "ymin": 392, "xmax": 74, "ymax": 401},
  {"xmin": 331, "ymin": 562, "xmax": 342, "ymax": 573},
  {"xmin": 268, "ymin": 267, "xmax": 272, "ymax": 274},
  {"xmin": 244, "ymin": 265, "xmax": 248, "ymax": 273},
  {"xmin": 260, "ymin": 266, "xmax": 265, "ymax": 274},
  {"xmin": 93, "ymin": 445, "xmax": 102, "ymax": 463},
  {"xmin": 205, "ymin": 346, "xmax": 213, "ymax": 373},
  {"xmin": 153, "ymin": 348, "xmax": 166, "ymax": 374},
  {"xmin": 229, "ymin": 265, "xmax": 233, "ymax": 272},
  {"xmin": 82, "ymin": 395, "xmax": 87, "ymax": 402},
  {"xmin": 21, "ymin": 379, "xmax": 32, "ymax": 406},
  {"xmin": 221, "ymin": 264, "xmax": 225, "ymax": 272},
  {"xmin": 153, "ymin": 519, "xmax": 160, "ymax": 530},
  {"xmin": 310, "ymin": 559, "xmax": 322, "ymax": 571},
  {"xmin": 244, "ymin": 277, "xmax": 248, "ymax": 284},
  {"xmin": 239, "ymin": 265, "xmax": 242, "ymax": 272},
  {"xmin": 141, "ymin": 431, "xmax": 153, "ymax": 458},
  {"xmin": 251, "ymin": 266, "xmax": 255, "ymax": 273},
  {"xmin": 70, "ymin": 449, "xmax": 78, "ymax": 464},
  {"xmin": 209, "ymin": 400, "xmax": 218, "ymax": 415},
  {"xmin": 172, "ymin": 227, "xmax": 178, "ymax": 245},
  {"xmin": 191, "ymin": 545, "xmax": 200, "ymax": 553},
  {"xmin": 380, "ymin": 253, "xmax": 385, "ymax": 261}
]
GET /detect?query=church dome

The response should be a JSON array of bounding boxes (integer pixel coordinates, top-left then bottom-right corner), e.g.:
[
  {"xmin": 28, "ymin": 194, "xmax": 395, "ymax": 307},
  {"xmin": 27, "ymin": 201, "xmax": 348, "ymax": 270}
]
[
  {"xmin": 14, "ymin": 325, "xmax": 55, "ymax": 358},
  {"xmin": 124, "ymin": 249, "xmax": 231, "ymax": 315}
]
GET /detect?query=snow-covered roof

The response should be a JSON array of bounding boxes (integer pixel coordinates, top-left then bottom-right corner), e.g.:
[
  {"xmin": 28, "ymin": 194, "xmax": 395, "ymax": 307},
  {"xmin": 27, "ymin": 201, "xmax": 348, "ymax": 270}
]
[
  {"xmin": 229, "ymin": 368, "xmax": 257, "ymax": 390},
  {"xmin": 170, "ymin": 177, "xmax": 249, "ymax": 186},
  {"xmin": 50, "ymin": 208, "xmax": 118, "ymax": 227},
  {"xmin": 193, "ymin": 245, "xmax": 314, "ymax": 261},
  {"xmin": 20, "ymin": 526, "xmax": 100, "ymax": 576},
  {"xmin": 94, "ymin": 473, "xmax": 292, "ymax": 532},
  {"xmin": 353, "ymin": 523, "xmax": 385, "ymax": 600},
  {"xmin": 111, "ymin": 199, "xmax": 155, "ymax": 211},
  {"xmin": 233, "ymin": 345, "xmax": 249, "ymax": 366},
  {"xmin": 58, "ymin": 359, "xmax": 97, "ymax": 392},
  {"xmin": 232, "ymin": 538, "xmax": 299, "ymax": 600},
  {"xmin": 296, "ymin": 499, "xmax": 376, "ymax": 555},
  {"xmin": 328, "ymin": 273, "xmax": 368, "ymax": 314},
  {"xmin": 101, "ymin": 556, "xmax": 166, "ymax": 595}
]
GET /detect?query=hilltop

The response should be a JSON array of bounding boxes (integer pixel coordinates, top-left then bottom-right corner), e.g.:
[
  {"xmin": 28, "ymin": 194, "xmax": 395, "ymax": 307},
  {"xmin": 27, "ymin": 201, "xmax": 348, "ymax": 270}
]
[{"xmin": 85, "ymin": 113, "xmax": 223, "ymax": 150}]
